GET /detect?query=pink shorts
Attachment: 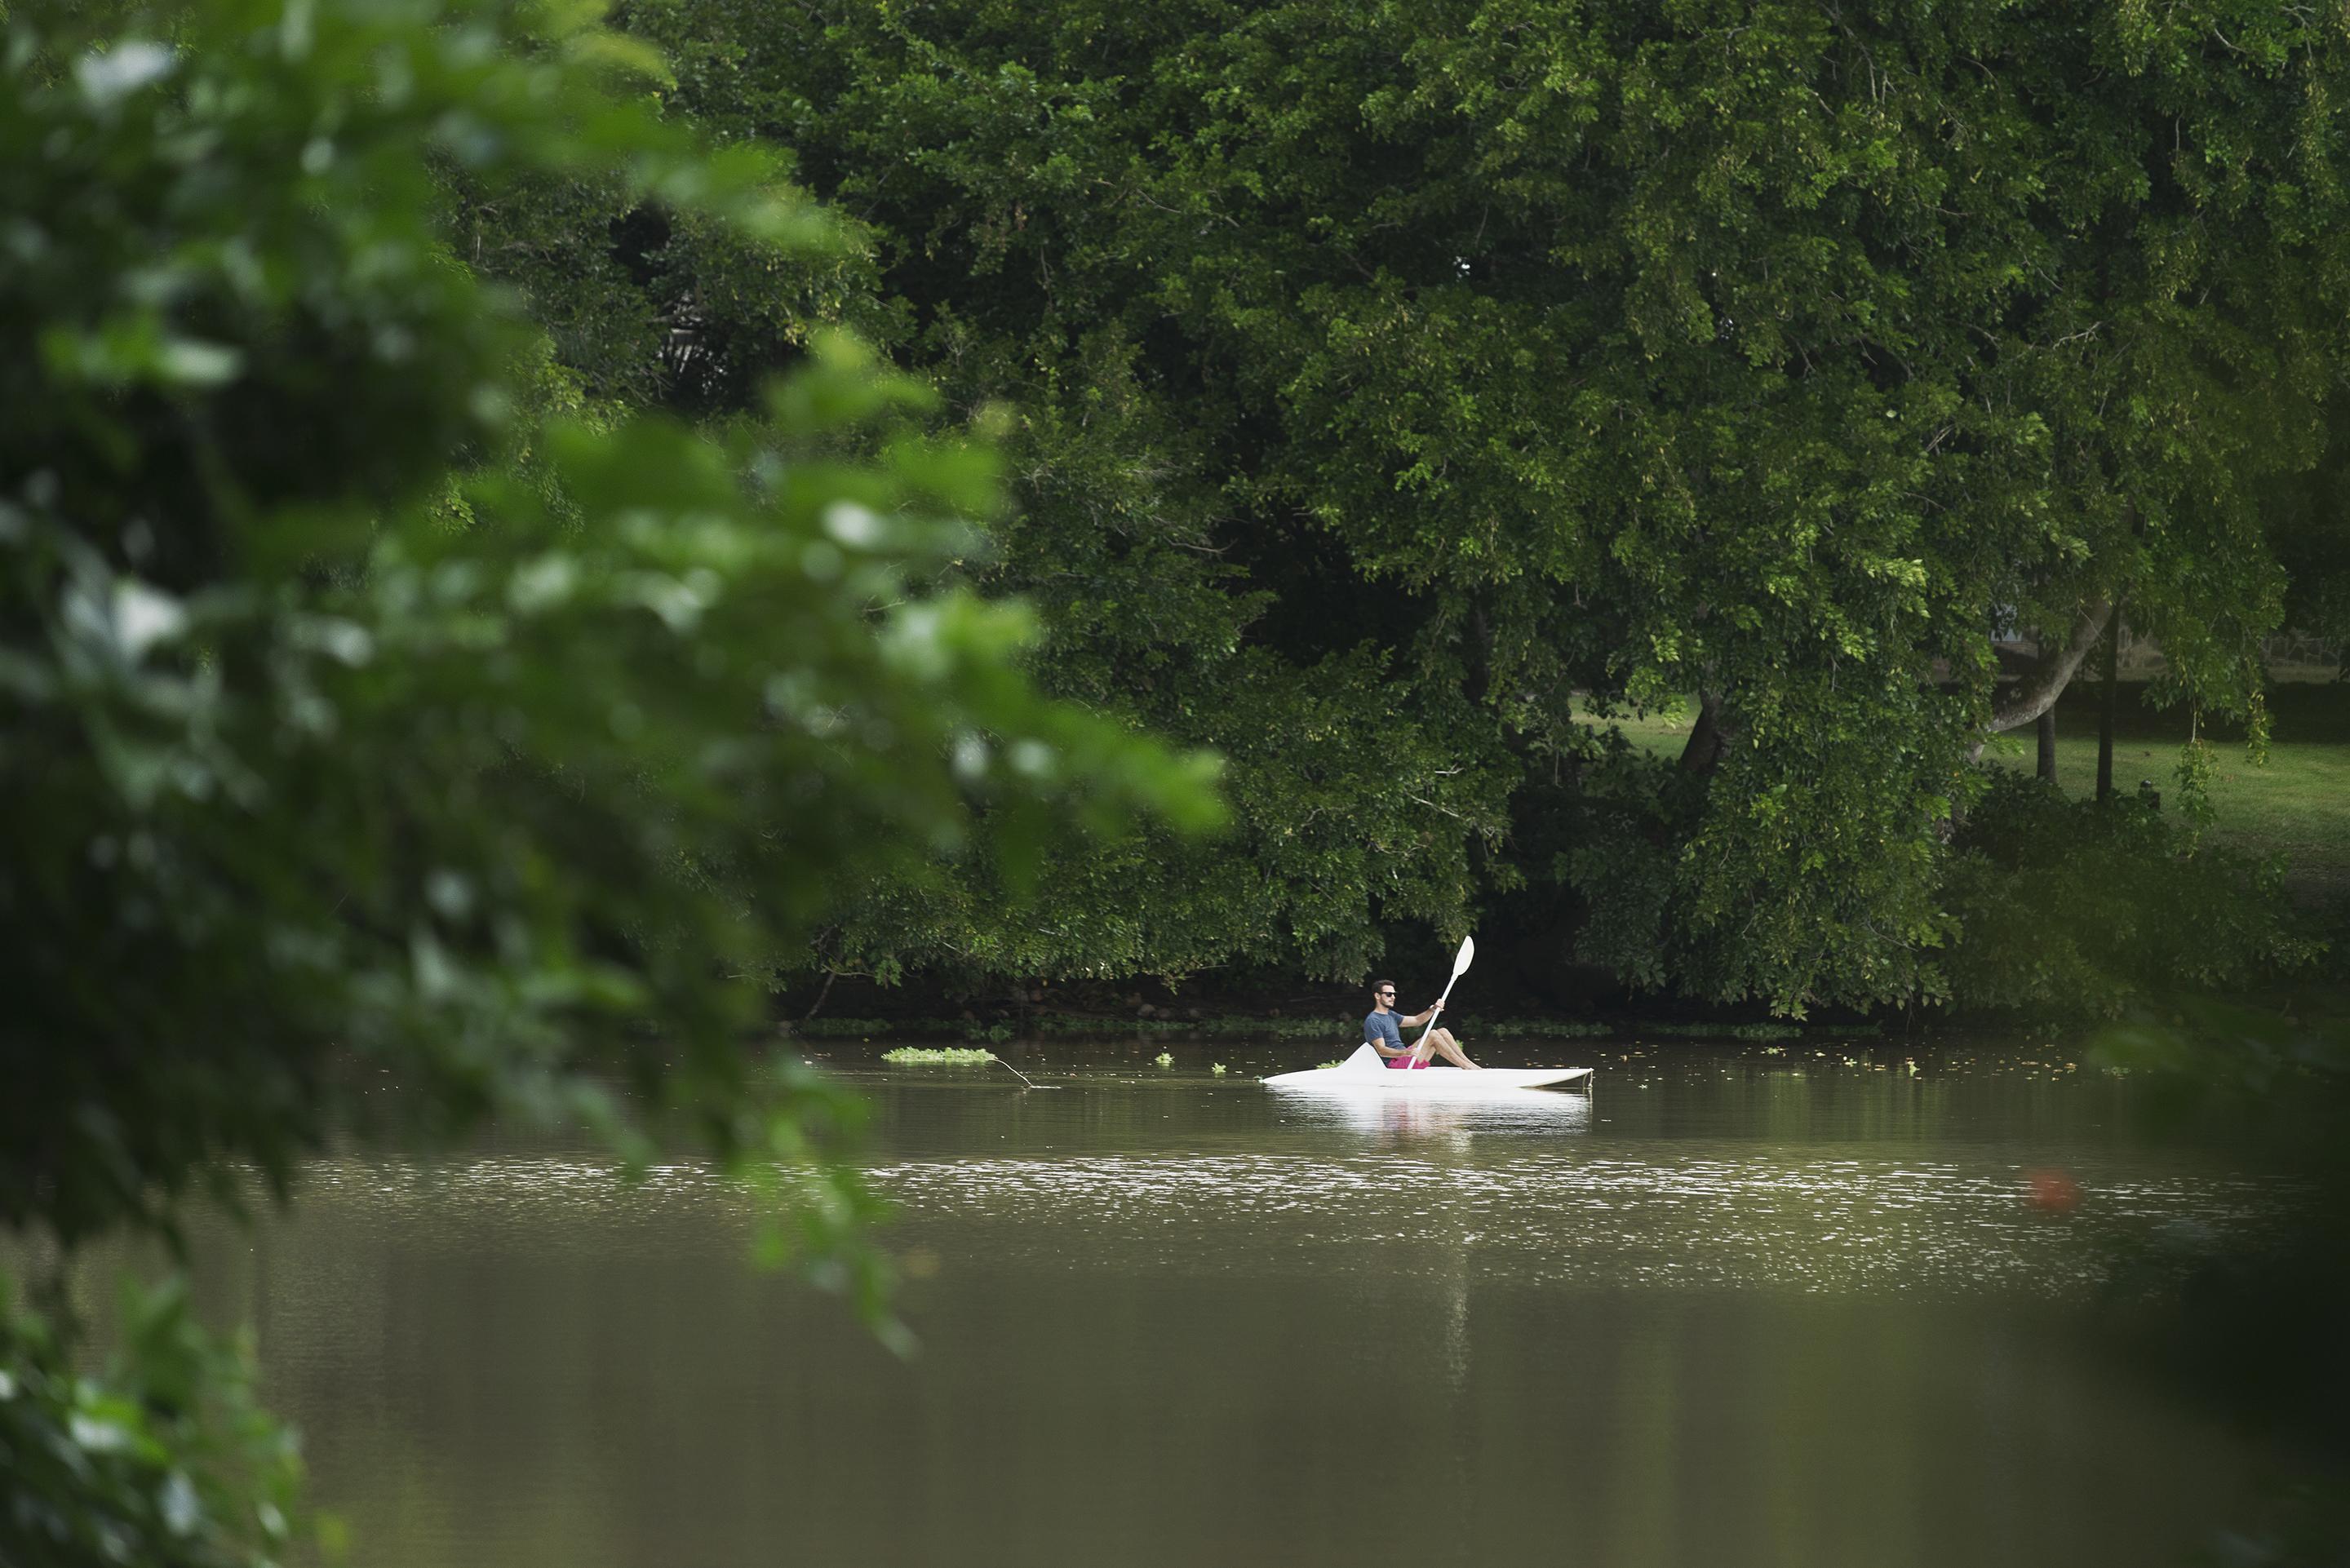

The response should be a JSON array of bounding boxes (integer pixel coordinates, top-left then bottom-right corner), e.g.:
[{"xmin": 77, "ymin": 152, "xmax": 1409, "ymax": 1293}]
[{"xmin": 1385, "ymin": 1053, "xmax": 1429, "ymax": 1070}]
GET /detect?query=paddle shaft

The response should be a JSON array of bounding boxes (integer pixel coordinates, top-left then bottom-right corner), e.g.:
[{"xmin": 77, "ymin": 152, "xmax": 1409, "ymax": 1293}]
[{"xmin": 1412, "ymin": 971, "xmax": 1465, "ymax": 1051}]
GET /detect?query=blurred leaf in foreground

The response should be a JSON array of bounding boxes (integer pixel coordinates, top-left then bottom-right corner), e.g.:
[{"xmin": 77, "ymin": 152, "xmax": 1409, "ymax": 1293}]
[{"xmin": 0, "ymin": 1, "xmax": 1220, "ymax": 1561}]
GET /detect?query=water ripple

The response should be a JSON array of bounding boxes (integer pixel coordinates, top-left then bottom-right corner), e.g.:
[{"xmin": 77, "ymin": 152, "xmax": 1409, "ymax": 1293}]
[
  {"xmin": 866, "ymin": 1149, "xmax": 2277, "ymax": 1298},
  {"xmin": 263, "ymin": 1128, "xmax": 2284, "ymax": 1302}
]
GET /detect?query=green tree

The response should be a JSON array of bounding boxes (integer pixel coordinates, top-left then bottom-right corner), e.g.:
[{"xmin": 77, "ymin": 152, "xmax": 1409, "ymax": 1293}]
[
  {"xmin": 563, "ymin": 0, "xmax": 2350, "ymax": 1011},
  {"xmin": 0, "ymin": 1, "xmax": 1216, "ymax": 1560}
]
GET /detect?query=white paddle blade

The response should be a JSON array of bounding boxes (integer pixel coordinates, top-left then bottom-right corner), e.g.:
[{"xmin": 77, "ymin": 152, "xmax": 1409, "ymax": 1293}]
[{"xmin": 1451, "ymin": 934, "xmax": 1476, "ymax": 977}]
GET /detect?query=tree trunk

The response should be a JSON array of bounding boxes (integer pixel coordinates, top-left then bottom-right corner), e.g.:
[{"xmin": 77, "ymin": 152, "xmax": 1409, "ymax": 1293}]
[
  {"xmin": 2035, "ymin": 708, "xmax": 2058, "ymax": 782},
  {"xmin": 2095, "ymin": 602, "xmax": 2122, "ymax": 802},
  {"xmin": 1678, "ymin": 689, "xmax": 1727, "ymax": 776},
  {"xmin": 799, "ymin": 968, "xmax": 838, "ymax": 1026},
  {"xmin": 1463, "ymin": 598, "xmax": 1493, "ymax": 708}
]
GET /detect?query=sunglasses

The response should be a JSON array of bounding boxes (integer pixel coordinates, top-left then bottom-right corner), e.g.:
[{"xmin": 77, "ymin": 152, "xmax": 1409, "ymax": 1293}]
[{"xmin": 1377, "ymin": 989, "xmax": 1396, "ymax": 997}]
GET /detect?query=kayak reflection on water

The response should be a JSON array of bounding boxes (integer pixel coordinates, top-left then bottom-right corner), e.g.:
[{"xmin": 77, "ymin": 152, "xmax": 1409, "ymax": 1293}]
[{"xmin": 1313, "ymin": 1091, "xmax": 1595, "ymax": 1140}]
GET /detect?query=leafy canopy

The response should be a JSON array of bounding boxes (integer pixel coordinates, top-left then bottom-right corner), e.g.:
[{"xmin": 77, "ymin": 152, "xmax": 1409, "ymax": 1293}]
[{"xmin": 583, "ymin": 0, "xmax": 2350, "ymax": 1010}]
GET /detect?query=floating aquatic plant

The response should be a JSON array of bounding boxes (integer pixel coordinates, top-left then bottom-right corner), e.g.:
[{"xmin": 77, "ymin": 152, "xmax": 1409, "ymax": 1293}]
[{"xmin": 880, "ymin": 1047, "xmax": 995, "ymax": 1065}]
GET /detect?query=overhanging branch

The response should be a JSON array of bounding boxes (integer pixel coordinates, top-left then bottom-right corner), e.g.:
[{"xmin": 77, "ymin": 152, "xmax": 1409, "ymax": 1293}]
[{"xmin": 1987, "ymin": 596, "xmax": 2113, "ymax": 733}]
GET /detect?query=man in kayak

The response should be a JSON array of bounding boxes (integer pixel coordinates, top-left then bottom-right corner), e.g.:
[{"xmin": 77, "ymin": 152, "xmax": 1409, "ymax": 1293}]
[{"xmin": 1364, "ymin": 980, "xmax": 1480, "ymax": 1070}]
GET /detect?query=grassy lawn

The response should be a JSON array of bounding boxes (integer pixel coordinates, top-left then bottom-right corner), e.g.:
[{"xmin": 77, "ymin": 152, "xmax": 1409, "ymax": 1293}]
[
  {"xmin": 1581, "ymin": 683, "xmax": 2350, "ymax": 901},
  {"xmin": 1586, "ymin": 698, "xmax": 1700, "ymax": 763}
]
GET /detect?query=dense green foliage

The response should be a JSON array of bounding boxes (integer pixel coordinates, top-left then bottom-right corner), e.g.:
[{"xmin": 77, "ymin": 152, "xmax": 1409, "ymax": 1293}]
[
  {"xmin": 491, "ymin": 0, "xmax": 2350, "ymax": 1011},
  {"xmin": 0, "ymin": 0, "xmax": 1212, "ymax": 1559},
  {"xmin": 0, "ymin": 1277, "xmax": 303, "ymax": 1568},
  {"xmin": 1944, "ymin": 772, "xmax": 2320, "ymax": 1014}
]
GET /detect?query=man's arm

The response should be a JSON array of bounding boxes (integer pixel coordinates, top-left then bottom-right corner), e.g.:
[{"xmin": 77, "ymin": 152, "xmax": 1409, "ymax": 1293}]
[{"xmin": 1403, "ymin": 1005, "xmax": 1439, "ymax": 1028}]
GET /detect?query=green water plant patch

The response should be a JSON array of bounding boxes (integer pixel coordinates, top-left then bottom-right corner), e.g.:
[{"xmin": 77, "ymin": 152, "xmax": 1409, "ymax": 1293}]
[{"xmin": 880, "ymin": 1048, "xmax": 996, "ymax": 1065}]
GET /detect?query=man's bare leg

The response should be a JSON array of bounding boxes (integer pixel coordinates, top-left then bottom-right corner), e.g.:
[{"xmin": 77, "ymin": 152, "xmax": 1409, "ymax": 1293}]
[{"xmin": 1428, "ymin": 1027, "xmax": 1479, "ymax": 1069}]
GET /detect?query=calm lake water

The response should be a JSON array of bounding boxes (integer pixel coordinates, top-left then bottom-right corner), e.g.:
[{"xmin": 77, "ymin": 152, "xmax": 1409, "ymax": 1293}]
[{"xmin": 175, "ymin": 1039, "xmax": 2292, "ymax": 1567}]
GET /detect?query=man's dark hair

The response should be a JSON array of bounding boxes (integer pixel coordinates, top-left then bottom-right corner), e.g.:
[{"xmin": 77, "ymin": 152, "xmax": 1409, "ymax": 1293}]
[{"xmin": 1368, "ymin": 978, "xmax": 1394, "ymax": 996}]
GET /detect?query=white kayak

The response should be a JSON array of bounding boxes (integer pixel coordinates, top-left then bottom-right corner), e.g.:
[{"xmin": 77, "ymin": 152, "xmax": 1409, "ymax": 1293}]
[{"xmin": 1263, "ymin": 1043, "xmax": 1594, "ymax": 1093}]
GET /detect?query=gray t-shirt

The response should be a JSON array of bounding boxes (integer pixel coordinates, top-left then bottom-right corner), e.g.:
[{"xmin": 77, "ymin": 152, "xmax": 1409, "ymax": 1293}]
[{"xmin": 1364, "ymin": 1008, "xmax": 1405, "ymax": 1052}]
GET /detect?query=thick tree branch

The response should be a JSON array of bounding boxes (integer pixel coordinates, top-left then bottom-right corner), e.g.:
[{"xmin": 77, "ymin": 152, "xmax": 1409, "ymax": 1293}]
[{"xmin": 1986, "ymin": 596, "xmax": 2112, "ymax": 733}]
